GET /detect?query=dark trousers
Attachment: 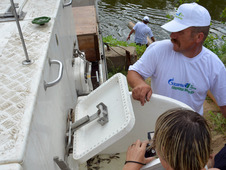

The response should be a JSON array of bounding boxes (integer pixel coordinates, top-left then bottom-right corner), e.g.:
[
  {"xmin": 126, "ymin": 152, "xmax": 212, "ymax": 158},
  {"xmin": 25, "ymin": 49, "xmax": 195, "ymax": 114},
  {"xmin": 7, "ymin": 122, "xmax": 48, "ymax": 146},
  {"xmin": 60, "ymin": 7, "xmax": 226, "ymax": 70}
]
[
  {"xmin": 136, "ymin": 43, "xmax": 148, "ymax": 48},
  {"xmin": 214, "ymin": 144, "xmax": 226, "ymax": 169}
]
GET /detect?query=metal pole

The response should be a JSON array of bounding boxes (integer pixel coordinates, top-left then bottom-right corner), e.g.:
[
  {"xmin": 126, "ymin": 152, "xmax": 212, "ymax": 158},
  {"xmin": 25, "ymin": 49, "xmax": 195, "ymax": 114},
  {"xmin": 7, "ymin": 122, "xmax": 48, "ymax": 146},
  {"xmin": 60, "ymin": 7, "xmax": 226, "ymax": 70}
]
[{"xmin": 10, "ymin": 0, "xmax": 33, "ymax": 65}]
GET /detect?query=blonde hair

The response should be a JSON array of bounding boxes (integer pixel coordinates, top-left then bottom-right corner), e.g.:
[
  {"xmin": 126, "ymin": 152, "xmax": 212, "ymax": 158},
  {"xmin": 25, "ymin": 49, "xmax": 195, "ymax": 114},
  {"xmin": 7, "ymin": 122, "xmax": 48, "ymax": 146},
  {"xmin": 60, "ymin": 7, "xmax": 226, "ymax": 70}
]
[{"xmin": 152, "ymin": 108, "xmax": 211, "ymax": 170}]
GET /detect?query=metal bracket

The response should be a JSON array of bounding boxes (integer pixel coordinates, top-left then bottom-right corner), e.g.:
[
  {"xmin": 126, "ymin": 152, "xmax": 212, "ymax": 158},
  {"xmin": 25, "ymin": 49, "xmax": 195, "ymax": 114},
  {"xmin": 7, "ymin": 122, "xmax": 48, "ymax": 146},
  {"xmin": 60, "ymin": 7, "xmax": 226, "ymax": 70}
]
[
  {"xmin": 73, "ymin": 48, "xmax": 85, "ymax": 59},
  {"xmin": 71, "ymin": 102, "xmax": 108, "ymax": 131},
  {"xmin": 0, "ymin": 3, "xmax": 26, "ymax": 22},
  {"xmin": 53, "ymin": 156, "xmax": 71, "ymax": 170},
  {"xmin": 96, "ymin": 102, "xmax": 108, "ymax": 125},
  {"xmin": 65, "ymin": 103, "xmax": 108, "ymax": 157}
]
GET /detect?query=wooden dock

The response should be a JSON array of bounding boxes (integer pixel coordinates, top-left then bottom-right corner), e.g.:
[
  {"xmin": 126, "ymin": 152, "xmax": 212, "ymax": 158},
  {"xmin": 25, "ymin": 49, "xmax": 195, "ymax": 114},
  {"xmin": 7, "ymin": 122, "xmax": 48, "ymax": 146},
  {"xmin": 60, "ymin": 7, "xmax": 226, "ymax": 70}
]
[{"xmin": 72, "ymin": 6, "xmax": 100, "ymax": 62}]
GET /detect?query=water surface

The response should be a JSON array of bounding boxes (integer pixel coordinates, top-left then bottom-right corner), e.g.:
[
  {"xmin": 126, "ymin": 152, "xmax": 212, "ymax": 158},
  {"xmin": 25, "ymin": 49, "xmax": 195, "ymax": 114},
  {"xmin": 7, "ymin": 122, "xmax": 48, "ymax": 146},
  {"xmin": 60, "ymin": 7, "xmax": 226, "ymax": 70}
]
[{"xmin": 98, "ymin": 0, "xmax": 226, "ymax": 42}]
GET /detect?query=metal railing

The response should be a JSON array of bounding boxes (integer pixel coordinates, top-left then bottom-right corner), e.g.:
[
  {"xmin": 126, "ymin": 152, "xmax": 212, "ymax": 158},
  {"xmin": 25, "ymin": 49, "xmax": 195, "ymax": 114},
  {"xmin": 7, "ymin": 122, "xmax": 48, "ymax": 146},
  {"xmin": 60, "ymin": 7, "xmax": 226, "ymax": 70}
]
[{"xmin": 10, "ymin": 0, "xmax": 32, "ymax": 65}]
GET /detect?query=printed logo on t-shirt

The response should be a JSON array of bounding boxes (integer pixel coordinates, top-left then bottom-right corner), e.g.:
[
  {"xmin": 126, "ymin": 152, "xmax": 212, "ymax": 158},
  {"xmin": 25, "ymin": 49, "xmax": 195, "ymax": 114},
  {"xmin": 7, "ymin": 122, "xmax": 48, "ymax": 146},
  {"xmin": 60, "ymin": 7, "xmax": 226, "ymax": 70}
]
[{"xmin": 168, "ymin": 78, "xmax": 196, "ymax": 94}]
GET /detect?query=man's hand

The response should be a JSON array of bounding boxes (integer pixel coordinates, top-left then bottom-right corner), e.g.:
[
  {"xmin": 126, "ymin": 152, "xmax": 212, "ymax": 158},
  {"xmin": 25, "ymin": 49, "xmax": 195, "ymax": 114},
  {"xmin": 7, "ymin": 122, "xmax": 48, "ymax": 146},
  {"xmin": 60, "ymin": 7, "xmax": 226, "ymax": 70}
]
[
  {"xmin": 127, "ymin": 70, "xmax": 153, "ymax": 106},
  {"xmin": 127, "ymin": 35, "xmax": 130, "ymax": 41},
  {"xmin": 127, "ymin": 29, "xmax": 135, "ymax": 41},
  {"xmin": 132, "ymin": 83, "xmax": 152, "ymax": 106}
]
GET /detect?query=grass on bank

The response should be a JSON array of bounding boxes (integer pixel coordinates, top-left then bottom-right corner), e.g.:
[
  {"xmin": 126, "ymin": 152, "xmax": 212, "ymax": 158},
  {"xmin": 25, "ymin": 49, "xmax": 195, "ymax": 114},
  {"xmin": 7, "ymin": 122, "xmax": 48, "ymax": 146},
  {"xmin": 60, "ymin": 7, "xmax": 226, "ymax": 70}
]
[
  {"xmin": 103, "ymin": 35, "xmax": 146, "ymax": 60},
  {"xmin": 206, "ymin": 111, "xmax": 226, "ymax": 135}
]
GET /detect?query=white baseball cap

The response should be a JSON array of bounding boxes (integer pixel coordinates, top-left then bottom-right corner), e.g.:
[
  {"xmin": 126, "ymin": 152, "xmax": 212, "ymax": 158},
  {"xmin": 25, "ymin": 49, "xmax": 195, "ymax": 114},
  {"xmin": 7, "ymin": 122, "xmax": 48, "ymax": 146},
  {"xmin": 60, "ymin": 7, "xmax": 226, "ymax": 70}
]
[
  {"xmin": 143, "ymin": 16, "xmax": 149, "ymax": 22},
  {"xmin": 161, "ymin": 3, "xmax": 211, "ymax": 32}
]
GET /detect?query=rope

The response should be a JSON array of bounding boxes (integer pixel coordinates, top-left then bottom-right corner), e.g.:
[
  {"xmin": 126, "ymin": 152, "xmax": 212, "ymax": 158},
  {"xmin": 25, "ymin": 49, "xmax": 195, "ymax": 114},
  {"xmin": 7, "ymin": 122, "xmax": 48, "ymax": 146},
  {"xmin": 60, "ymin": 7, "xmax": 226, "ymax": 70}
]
[{"xmin": 104, "ymin": 42, "xmax": 129, "ymax": 57}]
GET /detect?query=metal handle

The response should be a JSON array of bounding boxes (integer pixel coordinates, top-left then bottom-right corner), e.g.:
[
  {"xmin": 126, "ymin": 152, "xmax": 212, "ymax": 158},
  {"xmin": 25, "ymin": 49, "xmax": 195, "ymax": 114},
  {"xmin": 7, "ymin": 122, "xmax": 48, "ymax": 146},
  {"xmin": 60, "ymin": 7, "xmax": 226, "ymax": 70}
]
[
  {"xmin": 44, "ymin": 59, "xmax": 63, "ymax": 90},
  {"xmin": 63, "ymin": 0, "xmax": 72, "ymax": 8}
]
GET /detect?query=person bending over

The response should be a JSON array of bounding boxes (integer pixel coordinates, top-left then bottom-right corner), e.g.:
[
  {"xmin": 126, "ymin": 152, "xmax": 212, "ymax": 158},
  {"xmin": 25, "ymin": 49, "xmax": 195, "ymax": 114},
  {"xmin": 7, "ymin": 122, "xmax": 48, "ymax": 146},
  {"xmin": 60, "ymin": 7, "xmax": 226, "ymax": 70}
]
[{"xmin": 127, "ymin": 16, "xmax": 155, "ymax": 47}]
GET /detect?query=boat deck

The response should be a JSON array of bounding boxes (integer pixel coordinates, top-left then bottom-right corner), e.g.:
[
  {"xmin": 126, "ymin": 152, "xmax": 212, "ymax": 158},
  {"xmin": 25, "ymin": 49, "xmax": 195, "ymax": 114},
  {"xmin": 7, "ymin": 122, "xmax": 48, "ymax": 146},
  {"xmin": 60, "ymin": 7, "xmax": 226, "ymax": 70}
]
[{"xmin": 0, "ymin": 0, "xmax": 58, "ymax": 165}]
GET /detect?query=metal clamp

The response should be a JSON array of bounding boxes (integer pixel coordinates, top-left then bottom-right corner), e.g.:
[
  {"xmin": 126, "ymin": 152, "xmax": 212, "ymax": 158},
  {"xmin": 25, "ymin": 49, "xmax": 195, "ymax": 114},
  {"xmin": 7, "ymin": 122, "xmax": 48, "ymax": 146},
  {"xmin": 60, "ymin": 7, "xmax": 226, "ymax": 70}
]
[
  {"xmin": 71, "ymin": 102, "xmax": 108, "ymax": 131},
  {"xmin": 65, "ymin": 103, "xmax": 109, "ymax": 156},
  {"xmin": 44, "ymin": 59, "xmax": 63, "ymax": 90},
  {"xmin": 63, "ymin": 0, "xmax": 72, "ymax": 8},
  {"xmin": 96, "ymin": 103, "xmax": 108, "ymax": 125}
]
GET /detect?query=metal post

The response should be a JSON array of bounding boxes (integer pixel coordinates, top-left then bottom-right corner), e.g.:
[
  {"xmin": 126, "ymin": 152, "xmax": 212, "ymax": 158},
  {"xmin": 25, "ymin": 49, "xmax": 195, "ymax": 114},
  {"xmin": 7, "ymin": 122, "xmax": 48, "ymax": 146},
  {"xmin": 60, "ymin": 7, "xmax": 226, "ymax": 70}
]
[
  {"xmin": 53, "ymin": 157, "xmax": 71, "ymax": 170},
  {"xmin": 10, "ymin": 0, "xmax": 33, "ymax": 65}
]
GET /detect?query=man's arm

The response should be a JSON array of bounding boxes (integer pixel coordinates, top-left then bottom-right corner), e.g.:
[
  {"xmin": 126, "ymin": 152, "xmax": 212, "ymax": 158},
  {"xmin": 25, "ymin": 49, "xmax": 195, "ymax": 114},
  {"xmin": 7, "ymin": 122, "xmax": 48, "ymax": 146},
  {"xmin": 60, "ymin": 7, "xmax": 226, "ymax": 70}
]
[
  {"xmin": 127, "ymin": 29, "xmax": 135, "ymax": 41},
  {"xmin": 220, "ymin": 105, "xmax": 226, "ymax": 118},
  {"xmin": 127, "ymin": 70, "xmax": 152, "ymax": 106}
]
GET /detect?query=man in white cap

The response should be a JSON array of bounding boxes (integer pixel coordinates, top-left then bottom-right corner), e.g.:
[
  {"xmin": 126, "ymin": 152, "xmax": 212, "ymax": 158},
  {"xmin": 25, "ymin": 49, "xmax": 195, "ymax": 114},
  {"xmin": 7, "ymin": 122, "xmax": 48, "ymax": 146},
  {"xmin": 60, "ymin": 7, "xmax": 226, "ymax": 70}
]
[
  {"xmin": 127, "ymin": 16, "xmax": 155, "ymax": 47},
  {"xmin": 127, "ymin": 3, "xmax": 226, "ymax": 118}
]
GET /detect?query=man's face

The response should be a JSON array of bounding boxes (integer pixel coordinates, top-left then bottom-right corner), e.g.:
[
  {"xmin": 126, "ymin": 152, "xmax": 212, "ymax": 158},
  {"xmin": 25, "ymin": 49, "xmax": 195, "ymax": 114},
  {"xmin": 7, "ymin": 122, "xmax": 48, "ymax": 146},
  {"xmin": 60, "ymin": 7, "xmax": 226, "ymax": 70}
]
[{"xmin": 170, "ymin": 27, "xmax": 198, "ymax": 57}]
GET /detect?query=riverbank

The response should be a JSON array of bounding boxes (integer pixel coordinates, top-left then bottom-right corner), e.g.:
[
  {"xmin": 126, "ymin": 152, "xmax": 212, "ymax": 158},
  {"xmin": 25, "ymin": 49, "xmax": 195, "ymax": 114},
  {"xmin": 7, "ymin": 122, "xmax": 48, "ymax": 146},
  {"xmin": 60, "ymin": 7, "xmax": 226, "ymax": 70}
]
[{"xmin": 203, "ymin": 99, "xmax": 226, "ymax": 154}]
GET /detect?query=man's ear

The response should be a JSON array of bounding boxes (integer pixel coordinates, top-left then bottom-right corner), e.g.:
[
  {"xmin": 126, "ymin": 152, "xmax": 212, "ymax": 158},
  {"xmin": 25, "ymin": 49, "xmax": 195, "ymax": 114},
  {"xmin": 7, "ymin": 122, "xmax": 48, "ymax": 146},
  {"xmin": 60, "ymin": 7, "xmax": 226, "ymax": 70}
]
[{"xmin": 196, "ymin": 32, "xmax": 205, "ymax": 43}]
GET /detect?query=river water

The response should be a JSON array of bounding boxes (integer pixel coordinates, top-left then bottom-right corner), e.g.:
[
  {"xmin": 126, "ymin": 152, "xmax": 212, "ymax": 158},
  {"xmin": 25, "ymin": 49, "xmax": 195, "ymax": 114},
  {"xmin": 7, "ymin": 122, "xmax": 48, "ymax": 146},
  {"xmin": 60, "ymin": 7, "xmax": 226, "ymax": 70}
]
[{"xmin": 98, "ymin": 0, "xmax": 226, "ymax": 42}]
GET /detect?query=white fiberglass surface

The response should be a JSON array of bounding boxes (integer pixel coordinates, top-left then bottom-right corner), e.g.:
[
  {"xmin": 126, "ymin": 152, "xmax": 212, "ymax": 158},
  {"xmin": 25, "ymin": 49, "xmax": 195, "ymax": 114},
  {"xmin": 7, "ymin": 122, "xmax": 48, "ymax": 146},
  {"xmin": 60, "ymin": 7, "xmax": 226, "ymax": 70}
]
[
  {"xmin": 101, "ymin": 92, "xmax": 193, "ymax": 154},
  {"xmin": 0, "ymin": 163, "xmax": 23, "ymax": 170},
  {"xmin": 73, "ymin": 73, "xmax": 135, "ymax": 163}
]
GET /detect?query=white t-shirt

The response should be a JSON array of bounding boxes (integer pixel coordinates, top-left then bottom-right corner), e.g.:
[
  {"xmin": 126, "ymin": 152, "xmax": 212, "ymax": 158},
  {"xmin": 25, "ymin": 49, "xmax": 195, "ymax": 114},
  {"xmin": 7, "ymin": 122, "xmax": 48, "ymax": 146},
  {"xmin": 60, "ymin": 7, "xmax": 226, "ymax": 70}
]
[
  {"xmin": 129, "ymin": 40, "xmax": 226, "ymax": 115},
  {"xmin": 133, "ymin": 22, "xmax": 154, "ymax": 45}
]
